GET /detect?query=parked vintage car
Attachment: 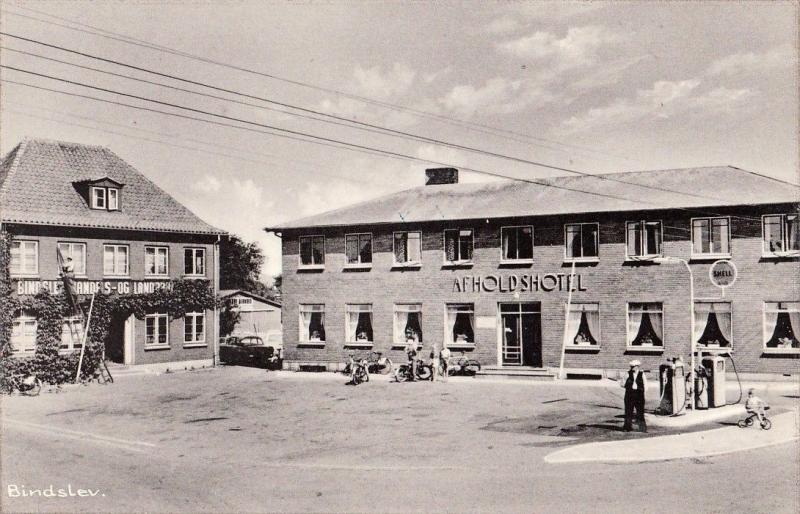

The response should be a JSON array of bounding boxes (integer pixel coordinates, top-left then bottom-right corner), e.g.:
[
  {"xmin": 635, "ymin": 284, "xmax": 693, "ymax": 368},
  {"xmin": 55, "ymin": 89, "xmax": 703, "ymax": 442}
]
[{"xmin": 219, "ymin": 336, "xmax": 280, "ymax": 369}]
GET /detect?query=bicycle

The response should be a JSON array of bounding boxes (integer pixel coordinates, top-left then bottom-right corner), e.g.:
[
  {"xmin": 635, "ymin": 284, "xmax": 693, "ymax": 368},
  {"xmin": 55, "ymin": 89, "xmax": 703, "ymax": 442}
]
[
  {"xmin": 448, "ymin": 352, "xmax": 481, "ymax": 376},
  {"xmin": 1, "ymin": 372, "xmax": 43, "ymax": 396},
  {"xmin": 351, "ymin": 359, "xmax": 370, "ymax": 385},
  {"xmin": 365, "ymin": 351, "xmax": 393, "ymax": 375},
  {"xmin": 738, "ymin": 408, "xmax": 772, "ymax": 430}
]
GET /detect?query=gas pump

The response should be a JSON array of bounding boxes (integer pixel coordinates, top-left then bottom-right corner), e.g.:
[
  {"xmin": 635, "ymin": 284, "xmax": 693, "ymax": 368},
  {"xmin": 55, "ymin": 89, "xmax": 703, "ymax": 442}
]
[
  {"xmin": 701, "ymin": 355, "xmax": 727, "ymax": 408},
  {"xmin": 657, "ymin": 357, "xmax": 686, "ymax": 415},
  {"xmin": 694, "ymin": 365, "xmax": 709, "ymax": 410}
]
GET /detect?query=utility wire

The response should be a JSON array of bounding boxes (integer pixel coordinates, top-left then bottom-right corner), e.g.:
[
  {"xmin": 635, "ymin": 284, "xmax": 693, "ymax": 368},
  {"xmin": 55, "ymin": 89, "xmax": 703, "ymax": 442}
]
[{"xmin": 0, "ymin": 4, "xmax": 641, "ymax": 164}]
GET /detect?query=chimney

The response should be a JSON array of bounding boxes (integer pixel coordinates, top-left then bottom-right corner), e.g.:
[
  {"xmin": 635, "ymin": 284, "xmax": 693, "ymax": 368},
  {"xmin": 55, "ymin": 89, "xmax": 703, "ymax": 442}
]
[{"xmin": 425, "ymin": 167, "xmax": 459, "ymax": 185}]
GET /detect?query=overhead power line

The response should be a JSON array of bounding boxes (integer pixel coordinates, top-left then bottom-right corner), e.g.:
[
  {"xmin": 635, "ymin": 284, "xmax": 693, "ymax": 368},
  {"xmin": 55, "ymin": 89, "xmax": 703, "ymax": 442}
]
[{"xmin": 0, "ymin": 5, "xmax": 641, "ymax": 164}]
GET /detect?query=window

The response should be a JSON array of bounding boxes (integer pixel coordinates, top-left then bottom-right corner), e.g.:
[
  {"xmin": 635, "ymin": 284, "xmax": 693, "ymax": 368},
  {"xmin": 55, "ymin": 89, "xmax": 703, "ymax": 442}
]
[
  {"xmin": 764, "ymin": 302, "xmax": 799, "ymax": 351},
  {"xmin": 107, "ymin": 188, "xmax": 119, "ymax": 210},
  {"xmin": 566, "ymin": 303, "xmax": 600, "ymax": 347},
  {"xmin": 446, "ymin": 304, "xmax": 474, "ymax": 345},
  {"xmin": 145, "ymin": 314, "xmax": 169, "ymax": 347},
  {"xmin": 10, "ymin": 240, "xmax": 38, "ymax": 276},
  {"xmin": 393, "ymin": 231, "xmax": 421, "ymax": 265},
  {"xmin": 694, "ymin": 302, "xmax": 732, "ymax": 348},
  {"xmin": 565, "ymin": 223, "xmax": 599, "ymax": 260},
  {"xmin": 299, "ymin": 304, "xmax": 326, "ymax": 343},
  {"xmin": 627, "ymin": 303, "xmax": 664, "ymax": 347},
  {"xmin": 394, "ymin": 304, "xmax": 423, "ymax": 344},
  {"xmin": 60, "ymin": 317, "xmax": 84, "ymax": 351},
  {"xmin": 229, "ymin": 297, "xmax": 253, "ymax": 310},
  {"xmin": 103, "ymin": 244, "xmax": 129, "ymax": 276},
  {"xmin": 626, "ymin": 221, "xmax": 662, "ymax": 258},
  {"xmin": 184, "ymin": 312, "xmax": 205, "ymax": 344},
  {"xmin": 91, "ymin": 187, "xmax": 106, "ymax": 209},
  {"xmin": 10, "ymin": 315, "xmax": 37, "ymax": 354},
  {"xmin": 57, "ymin": 242, "xmax": 86, "ymax": 275},
  {"xmin": 345, "ymin": 233, "xmax": 372, "ymax": 265},
  {"xmin": 145, "ymin": 246, "xmax": 169, "ymax": 276},
  {"xmin": 501, "ymin": 226, "xmax": 533, "ymax": 262},
  {"xmin": 345, "ymin": 304, "xmax": 373, "ymax": 343},
  {"xmin": 184, "ymin": 248, "xmax": 206, "ymax": 276},
  {"xmin": 692, "ymin": 217, "xmax": 730, "ymax": 256},
  {"xmin": 299, "ymin": 236, "xmax": 325, "ymax": 267},
  {"xmin": 444, "ymin": 229, "xmax": 473, "ymax": 263},
  {"xmin": 762, "ymin": 214, "xmax": 800, "ymax": 255}
]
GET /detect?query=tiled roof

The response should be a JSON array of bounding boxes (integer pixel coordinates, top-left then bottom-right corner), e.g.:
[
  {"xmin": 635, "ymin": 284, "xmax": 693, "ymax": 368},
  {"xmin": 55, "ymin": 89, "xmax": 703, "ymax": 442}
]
[
  {"xmin": 0, "ymin": 139, "xmax": 224, "ymax": 235},
  {"xmin": 271, "ymin": 166, "xmax": 800, "ymax": 230}
]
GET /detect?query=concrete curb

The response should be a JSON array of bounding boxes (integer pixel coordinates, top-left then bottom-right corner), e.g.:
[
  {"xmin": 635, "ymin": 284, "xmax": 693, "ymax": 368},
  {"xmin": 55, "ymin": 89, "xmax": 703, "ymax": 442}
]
[{"xmin": 544, "ymin": 410, "xmax": 800, "ymax": 464}]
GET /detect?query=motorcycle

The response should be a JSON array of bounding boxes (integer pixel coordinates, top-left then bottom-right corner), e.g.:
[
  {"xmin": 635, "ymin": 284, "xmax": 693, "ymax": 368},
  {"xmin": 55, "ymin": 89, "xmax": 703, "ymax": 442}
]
[{"xmin": 393, "ymin": 358, "xmax": 432, "ymax": 382}]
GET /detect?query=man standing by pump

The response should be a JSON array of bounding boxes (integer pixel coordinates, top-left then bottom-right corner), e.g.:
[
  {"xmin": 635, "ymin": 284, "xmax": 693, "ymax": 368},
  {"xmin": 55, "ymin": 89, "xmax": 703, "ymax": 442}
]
[{"xmin": 621, "ymin": 360, "xmax": 648, "ymax": 432}]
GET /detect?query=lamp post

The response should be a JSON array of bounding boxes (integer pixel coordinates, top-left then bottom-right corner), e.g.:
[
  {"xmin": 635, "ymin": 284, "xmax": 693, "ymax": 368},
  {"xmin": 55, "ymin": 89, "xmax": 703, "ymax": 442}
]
[{"xmin": 653, "ymin": 256, "xmax": 696, "ymax": 411}]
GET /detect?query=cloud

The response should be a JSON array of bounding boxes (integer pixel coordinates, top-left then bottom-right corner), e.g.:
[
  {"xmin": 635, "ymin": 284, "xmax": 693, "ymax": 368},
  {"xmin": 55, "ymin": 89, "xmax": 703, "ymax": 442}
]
[
  {"xmin": 497, "ymin": 26, "xmax": 622, "ymax": 70},
  {"xmin": 570, "ymin": 55, "xmax": 651, "ymax": 91},
  {"xmin": 706, "ymin": 44, "xmax": 794, "ymax": 76},
  {"xmin": 486, "ymin": 16, "xmax": 521, "ymax": 34},
  {"xmin": 352, "ymin": 63, "xmax": 416, "ymax": 99},
  {"xmin": 439, "ymin": 77, "xmax": 555, "ymax": 118},
  {"xmin": 557, "ymin": 79, "xmax": 754, "ymax": 134},
  {"xmin": 195, "ymin": 174, "xmax": 222, "ymax": 193}
]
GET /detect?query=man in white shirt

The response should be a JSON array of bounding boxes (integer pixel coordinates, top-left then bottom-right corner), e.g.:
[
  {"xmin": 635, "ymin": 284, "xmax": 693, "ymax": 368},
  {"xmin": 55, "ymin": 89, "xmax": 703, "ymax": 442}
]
[{"xmin": 620, "ymin": 360, "xmax": 647, "ymax": 432}]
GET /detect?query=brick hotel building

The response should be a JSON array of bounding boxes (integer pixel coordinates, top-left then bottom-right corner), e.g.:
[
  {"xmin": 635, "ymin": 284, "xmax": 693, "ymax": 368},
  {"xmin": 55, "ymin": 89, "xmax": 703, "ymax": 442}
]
[
  {"xmin": 1, "ymin": 139, "xmax": 224, "ymax": 368},
  {"xmin": 270, "ymin": 167, "xmax": 799, "ymax": 377}
]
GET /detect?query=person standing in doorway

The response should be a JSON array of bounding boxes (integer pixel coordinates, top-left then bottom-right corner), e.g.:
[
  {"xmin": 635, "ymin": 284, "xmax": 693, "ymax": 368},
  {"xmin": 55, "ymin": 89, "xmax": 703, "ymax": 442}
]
[{"xmin": 620, "ymin": 360, "xmax": 647, "ymax": 432}]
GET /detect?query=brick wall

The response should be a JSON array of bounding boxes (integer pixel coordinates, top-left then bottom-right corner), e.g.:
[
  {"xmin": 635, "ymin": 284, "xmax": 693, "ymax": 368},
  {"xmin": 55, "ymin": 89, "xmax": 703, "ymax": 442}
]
[{"xmin": 280, "ymin": 205, "xmax": 800, "ymax": 374}]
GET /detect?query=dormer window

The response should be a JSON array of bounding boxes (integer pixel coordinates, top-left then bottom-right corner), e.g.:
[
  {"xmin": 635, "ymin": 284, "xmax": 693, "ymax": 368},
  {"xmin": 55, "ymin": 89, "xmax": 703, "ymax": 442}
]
[
  {"xmin": 91, "ymin": 187, "xmax": 106, "ymax": 209},
  {"xmin": 82, "ymin": 177, "xmax": 123, "ymax": 211},
  {"xmin": 108, "ymin": 188, "xmax": 119, "ymax": 210}
]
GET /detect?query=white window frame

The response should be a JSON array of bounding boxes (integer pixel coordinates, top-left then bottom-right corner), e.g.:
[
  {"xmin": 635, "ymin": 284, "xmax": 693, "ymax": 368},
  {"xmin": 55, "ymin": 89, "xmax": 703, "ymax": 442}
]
[
  {"xmin": 184, "ymin": 312, "xmax": 206, "ymax": 347},
  {"xmin": 344, "ymin": 232, "xmax": 373, "ymax": 268},
  {"xmin": 107, "ymin": 188, "xmax": 119, "ymax": 210},
  {"xmin": 10, "ymin": 315, "xmax": 37, "ymax": 354},
  {"xmin": 564, "ymin": 302, "xmax": 601, "ymax": 350},
  {"xmin": 445, "ymin": 303, "xmax": 476, "ymax": 348},
  {"xmin": 145, "ymin": 313, "xmax": 170, "ymax": 349},
  {"xmin": 761, "ymin": 214, "xmax": 800, "ymax": 257},
  {"xmin": 60, "ymin": 316, "xmax": 84, "ymax": 352},
  {"xmin": 299, "ymin": 304, "xmax": 326, "ymax": 344},
  {"xmin": 443, "ymin": 228, "xmax": 474, "ymax": 266},
  {"xmin": 763, "ymin": 301, "xmax": 800, "ymax": 354},
  {"xmin": 691, "ymin": 216, "xmax": 732, "ymax": 259},
  {"xmin": 103, "ymin": 244, "xmax": 129, "ymax": 277},
  {"xmin": 184, "ymin": 247, "xmax": 206, "ymax": 277},
  {"xmin": 500, "ymin": 225, "xmax": 534, "ymax": 264},
  {"xmin": 345, "ymin": 304, "xmax": 374, "ymax": 346},
  {"xmin": 57, "ymin": 242, "xmax": 87, "ymax": 276},
  {"xmin": 10, "ymin": 240, "xmax": 39, "ymax": 277},
  {"xmin": 625, "ymin": 220, "xmax": 663, "ymax": 259},
  {"xmin": 393, "ymin": 303, "xmax": 423, "ymax": 346},
  {"xmin": 393, "ymin": 231, "xmax": 422, "ymax": 267},
  {"xmin": 91, "ymin": 186, "xmax": 107, "ymax": 209},
  {"xmin": 625, "ymin": 302, "xmax": 665, "ymax": 351},
  {"xmin": 145, "ymin": 246, "xmax": 170, "ymax": 277},
  {"xmin": 693, "ymin": 300, "xmax": 733, "ymax": 350},
  {"xmin": 564, "ymin": 222, "xmax": 600, "ymax": 262},
  {"xmin": 299, "ymin": 235, "xmax": 325, "ymax": 269}
]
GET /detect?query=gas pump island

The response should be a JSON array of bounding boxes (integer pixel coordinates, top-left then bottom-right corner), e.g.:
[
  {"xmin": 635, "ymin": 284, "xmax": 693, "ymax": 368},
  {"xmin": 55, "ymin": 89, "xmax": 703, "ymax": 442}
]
[{"xmin": 656, "ymin": 260, "xmax": 737, "ymax": 416}]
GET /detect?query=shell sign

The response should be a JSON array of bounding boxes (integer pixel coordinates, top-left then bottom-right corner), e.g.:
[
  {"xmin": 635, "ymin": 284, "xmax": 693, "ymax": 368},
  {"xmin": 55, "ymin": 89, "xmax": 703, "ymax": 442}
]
[{"xmin": 709, "ymin": 260, "xmax": 737, "ymax": 290}]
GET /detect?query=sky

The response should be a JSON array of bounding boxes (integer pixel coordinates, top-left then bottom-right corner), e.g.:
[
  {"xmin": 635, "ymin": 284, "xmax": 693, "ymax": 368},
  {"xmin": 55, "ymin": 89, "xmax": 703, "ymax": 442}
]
[{"xmin": 1, "ymin": 1, "xmax": 797, "ymax": 281}]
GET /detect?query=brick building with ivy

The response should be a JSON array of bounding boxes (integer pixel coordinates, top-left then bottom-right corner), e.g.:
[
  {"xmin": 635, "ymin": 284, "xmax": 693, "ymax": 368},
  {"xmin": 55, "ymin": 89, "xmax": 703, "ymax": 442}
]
[
  {"xmin": 1, "ymin": 139, "xmax": 224, "ymax": 369},
  {"xmin": 269, "ymin": 167, "xmax": 799, "ymax": 378}
]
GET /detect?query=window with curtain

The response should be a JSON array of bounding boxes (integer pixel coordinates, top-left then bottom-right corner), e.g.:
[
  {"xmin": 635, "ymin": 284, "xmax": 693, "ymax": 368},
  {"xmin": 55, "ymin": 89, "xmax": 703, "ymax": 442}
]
[
  {"xmin": 184, "ymin": 312, "xmax": 205, "ymax": 344},
  {"xmin": 694, "ymin": 302, "xmax": 732, "ymax": 348},
  {"xmin": 57, "ymin": 242, "xmax": 87, "ymax": 275},
  {"xmin": 299, "ymin": 236, "xmax": 325, "ymax": 266},
  {"xmin": 627, "ymin": 303, "xmax": 664, "ymax": 347},
  {"xmin": 184, "ymin": 248, "xmax": 206, "ymax": 276},
  {"xmin": 626, "ymin": 221, "xmax": 662, "ymax": 257},
  {"xmin": 103, "ymin": 244, "xmax": 129, "ymax": 276},
  {"xmin": 10, "ymin": 240, "xmax": 38, "ymax": 275},
  {"xmin": 446, "ymin": 304, "xmax": 474, "ymax": 344},
  {"xmin": 300, "ymin": 304, "xmax": 326, "ymax": 342},
  {"xmin": 10, "ymin": 314, "xmax": 37, "ymax": 353},
  {"xmin": 345, "ymin": 304, "xmax": 373, "ymax": 342},
  {"xmin": 565, "ymin": 223, "xmax": 598, "ymax": 260},
  {"xmin": 145, "ymin": 314, "xmax": 169, "ymax": 347},
  {"xmin": 762, "ymin": 214, "xmax": 800, "ymax": 254},
  {"xmin": 444, "ymin": 229, "xmax": 473, "ymax": 263},
  {"xmin": 60, "ymin": 317, "xmax": 84, "ymax": 351},
  {"xmin": 394, "ymin": 304, "xmax": 422, "ymax": 343},
  {"xmin": 345, "ymin": 233, "xmax": 372, "ymax": 265},
  {"xmin": 566, "ymin": 303, "xmax": 600, "ymax": 346},
  {"xmin": 393, "ymin": 231, "xmax": 421, "ymax": 265},
  {"xmin": 501, "ymin": 226, "xmax": 533, "ymax": 261},
  {"xmin": 764, "ymin": 302, "xmax": 799, "ymax": 350},
  {"xmin": 145, "ymin": 246, "xmax": 169, "ymax": 276},
  {"xmin": 692, "ymin": 218, "xmax": 730, "ymax": 256}
]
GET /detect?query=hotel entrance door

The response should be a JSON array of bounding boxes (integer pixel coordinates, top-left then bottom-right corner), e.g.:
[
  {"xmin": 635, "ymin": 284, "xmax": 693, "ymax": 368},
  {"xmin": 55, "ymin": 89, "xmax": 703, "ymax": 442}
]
[{"xmin": 500, "ymin": 303, "xmax": 541, "ymax": 367}]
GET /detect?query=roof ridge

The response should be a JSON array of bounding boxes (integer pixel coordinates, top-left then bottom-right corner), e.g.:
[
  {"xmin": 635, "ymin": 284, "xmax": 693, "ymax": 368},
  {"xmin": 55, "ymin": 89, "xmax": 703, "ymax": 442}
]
[
  {"xmin": 725, "ymin": 165, "xmax": 800, "ymax": 187},
  {"xmin": 23, "ymin": 137, "xmax": 109, "ymax": 151}
]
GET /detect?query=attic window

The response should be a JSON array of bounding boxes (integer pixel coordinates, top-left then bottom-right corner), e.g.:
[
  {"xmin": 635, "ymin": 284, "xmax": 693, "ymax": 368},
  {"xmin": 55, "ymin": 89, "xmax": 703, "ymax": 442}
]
[{"xmin": 91, "ymin": 186, "xmax": 120, "ymax": 211}]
